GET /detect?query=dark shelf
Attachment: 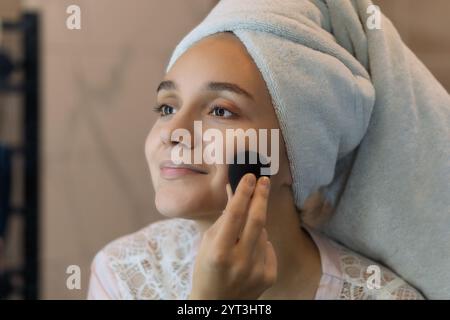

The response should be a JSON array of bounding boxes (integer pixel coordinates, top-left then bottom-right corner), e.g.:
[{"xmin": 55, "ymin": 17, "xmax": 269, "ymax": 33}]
[
  {"xmin": 0, "ymin": 83, "xmax": 24, "ymax": 93},
  {"xmin": 0, "ymin": 12, "xmax": 40, "ymax": 300}
]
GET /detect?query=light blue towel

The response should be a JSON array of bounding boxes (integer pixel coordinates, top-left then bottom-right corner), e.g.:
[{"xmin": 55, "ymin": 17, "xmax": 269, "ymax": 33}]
[{"xmin": 166, "ymin": 0, "xmax": 450, "ymax": 299}]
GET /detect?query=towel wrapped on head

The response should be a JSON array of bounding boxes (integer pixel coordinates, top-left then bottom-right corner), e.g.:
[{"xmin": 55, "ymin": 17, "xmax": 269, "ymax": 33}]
[{"xmin": 166, "ymin": 0, "xmax": 450, "ymax": 299}]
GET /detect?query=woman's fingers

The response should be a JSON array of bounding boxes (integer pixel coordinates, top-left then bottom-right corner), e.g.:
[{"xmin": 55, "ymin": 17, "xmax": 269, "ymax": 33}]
[
  {"xmin": 252, "ymin": 228, "xmax": 268, "ymax": 263},
  {"xmin": 193, "ymin": 175, "xmax": 277, "ymax": 299},
  {"xmin": 214, "ymin": 173, "xmax": 256, "ymax": 251},
  {"xmin": 209, "ymin": 183, "xmax": 233, "ymax": 234},
  {"xmin": 240, "ymin": 176, "xmax": 270, "ymax": 254}
]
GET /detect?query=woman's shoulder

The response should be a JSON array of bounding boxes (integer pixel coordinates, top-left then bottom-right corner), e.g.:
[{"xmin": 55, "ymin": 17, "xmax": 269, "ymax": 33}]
[
  {"xmin": 89, "ymin": 218, "xmax": 201, "ymax": 299},
  {"xmin": 308, "ymin": 227, "xmax": 425, "ymax": 300}
]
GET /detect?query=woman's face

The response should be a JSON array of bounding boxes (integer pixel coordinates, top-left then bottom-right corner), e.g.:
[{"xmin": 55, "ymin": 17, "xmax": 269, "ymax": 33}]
[{"xmin": 145, "ymin": 32, "xmax": 292, "ymax": 220}]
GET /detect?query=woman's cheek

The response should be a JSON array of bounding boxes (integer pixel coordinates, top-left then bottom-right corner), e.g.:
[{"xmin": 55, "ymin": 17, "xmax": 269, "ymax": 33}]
[
  {"xmin": 210, "ymin": 163, "xmax": 230, "ymax": 205},
  {"xmin": 145, "ymin": 127, "xmax": 161, "ymax": 186}
]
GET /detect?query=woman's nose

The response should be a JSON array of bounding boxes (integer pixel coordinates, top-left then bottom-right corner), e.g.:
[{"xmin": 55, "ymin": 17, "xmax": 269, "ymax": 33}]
[{"xmin": 159, "ymin": 111, "xmax": 199, "ymax": 149}]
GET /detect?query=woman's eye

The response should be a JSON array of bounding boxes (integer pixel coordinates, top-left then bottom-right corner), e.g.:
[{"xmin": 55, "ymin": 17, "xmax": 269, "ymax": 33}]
[
  {"xmin": 210, "ymin": 105, "xmax": 235, "ymax": 118},
  {"xmin": 153, "ymin": 104, "xmax": 175, "ymax": 117},
  {"xmin": 153, "ymin": 104, "xmax": 235, "ymax": 118}
]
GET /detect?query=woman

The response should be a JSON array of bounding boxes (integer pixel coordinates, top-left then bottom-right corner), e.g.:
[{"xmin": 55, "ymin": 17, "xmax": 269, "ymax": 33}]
[
  {"xmin": 90, "ymin": 33, "xmax": 420, "ymax": 299},
  {"xmin": 87, "ymin": 0, "xmax": 450, "ymax": 299}
]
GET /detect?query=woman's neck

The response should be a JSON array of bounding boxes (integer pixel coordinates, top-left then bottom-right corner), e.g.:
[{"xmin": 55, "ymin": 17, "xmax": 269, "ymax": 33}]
[{"xmin": 259, "ymin": 189, "xmax": 322, "ymax": 299}]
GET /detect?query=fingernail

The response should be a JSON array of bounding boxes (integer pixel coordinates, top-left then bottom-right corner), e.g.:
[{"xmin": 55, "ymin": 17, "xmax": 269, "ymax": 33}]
[
  {"xmin": 260, "ymin": 176, "xmax": 270, "ymax": 189},
  {"xmin": 247, "ymin": 174, "xmax": 256, "ymax": 187}
]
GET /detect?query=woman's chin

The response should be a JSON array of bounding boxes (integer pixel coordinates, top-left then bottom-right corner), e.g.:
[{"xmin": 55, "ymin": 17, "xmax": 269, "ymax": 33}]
[
  {"xmin": 153, "ymin": 184, "xmax": 227, "ymax": 220},
  {"xmin": 155, "ymin": 194, "xmax": 202, "ymax": 219}
]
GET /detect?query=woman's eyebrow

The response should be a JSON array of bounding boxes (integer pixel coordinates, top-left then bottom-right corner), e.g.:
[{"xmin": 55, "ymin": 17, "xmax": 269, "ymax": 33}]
[
  {"xmin": 156, "ymin": 80, "xmax": 177, "ymax": 93},
  {"xmin": 156, "ymin": 80, "xmax": 254, "ymax": 101}
]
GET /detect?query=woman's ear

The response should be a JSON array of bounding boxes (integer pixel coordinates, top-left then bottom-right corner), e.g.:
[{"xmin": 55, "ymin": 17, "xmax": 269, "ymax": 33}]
[
  {"xmin": 277, "ymin": 146, "xmax": 294, "ymax": 187},
  {"xmin": 299, "ymin": 190, "xmax": 335, "ymax": 228}
]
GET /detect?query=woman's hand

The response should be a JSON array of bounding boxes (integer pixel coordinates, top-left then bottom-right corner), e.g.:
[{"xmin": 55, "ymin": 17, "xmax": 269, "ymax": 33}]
[{"xmin": 188, "ymin": 173, "xmax": 278, "ymax": 300}]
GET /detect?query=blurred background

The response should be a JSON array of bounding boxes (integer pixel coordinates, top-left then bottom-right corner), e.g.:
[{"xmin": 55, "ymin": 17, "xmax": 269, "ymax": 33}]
[{"xmin": 0, "ymin": 0, "xmax": 448, "ymax": 299}]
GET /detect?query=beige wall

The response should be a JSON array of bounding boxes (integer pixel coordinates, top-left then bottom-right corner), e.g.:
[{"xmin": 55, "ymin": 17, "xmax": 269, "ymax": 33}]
[
  {"xmin": 0, "ymin": 1, "xmax": 20, "ymax": 19},
  {"xmin": 374, "ymin": 0, "xmax": 450, "ymax": 90},
  {"xmin": 7, "ymin": 0, "xmax": 447, "ymax": 299}
]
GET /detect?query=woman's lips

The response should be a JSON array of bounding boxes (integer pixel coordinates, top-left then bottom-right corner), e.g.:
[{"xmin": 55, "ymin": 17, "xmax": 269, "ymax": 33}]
[
  {"xmin": 160, "ymin": 167, "xmax": 203, "ymax": 179},
  {"xmin": 159, "ymin": 160, "xmax": 208, "ymax": 179}
]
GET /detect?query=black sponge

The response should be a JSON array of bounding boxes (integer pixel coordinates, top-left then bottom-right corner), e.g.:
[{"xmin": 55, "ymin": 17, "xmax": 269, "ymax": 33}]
[{"xmin": 228, "ymin": 150, "xmax": 271, "ymax": 194}]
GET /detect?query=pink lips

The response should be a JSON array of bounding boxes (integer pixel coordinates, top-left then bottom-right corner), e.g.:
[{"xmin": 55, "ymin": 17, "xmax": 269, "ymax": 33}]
[{"xmin": 159, "ymin": 160, "xmax": 208, "ymax": 179}]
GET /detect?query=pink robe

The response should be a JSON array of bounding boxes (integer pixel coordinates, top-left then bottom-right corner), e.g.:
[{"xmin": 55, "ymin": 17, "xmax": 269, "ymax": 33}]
[{"xmin": 88, "ymin": 218, "xmax": 424, "ymax": 299}]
